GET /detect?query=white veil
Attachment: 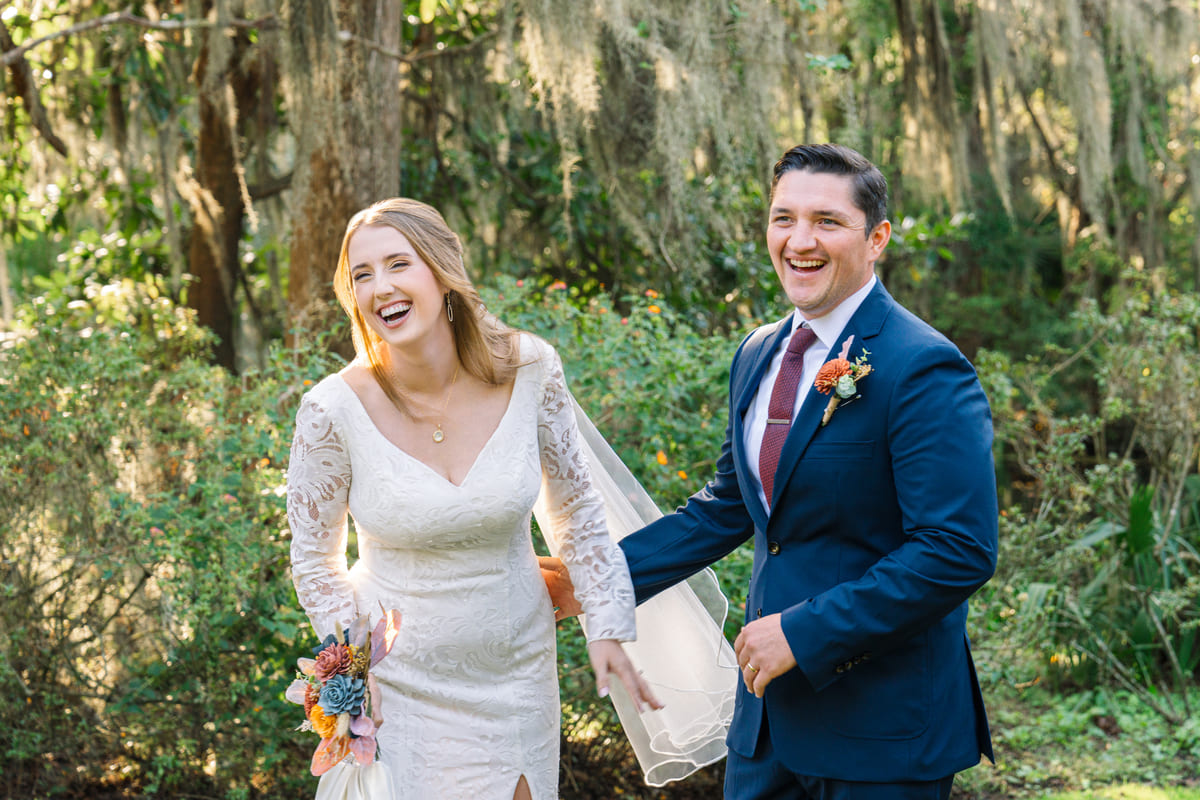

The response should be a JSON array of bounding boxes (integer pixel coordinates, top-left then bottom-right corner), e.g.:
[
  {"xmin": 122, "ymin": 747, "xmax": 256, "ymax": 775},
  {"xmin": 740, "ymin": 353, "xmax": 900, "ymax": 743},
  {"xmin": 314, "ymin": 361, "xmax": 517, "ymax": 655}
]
[{"xmin": 535, "ymin": 396, "xmax": 738, "ymax": 787}]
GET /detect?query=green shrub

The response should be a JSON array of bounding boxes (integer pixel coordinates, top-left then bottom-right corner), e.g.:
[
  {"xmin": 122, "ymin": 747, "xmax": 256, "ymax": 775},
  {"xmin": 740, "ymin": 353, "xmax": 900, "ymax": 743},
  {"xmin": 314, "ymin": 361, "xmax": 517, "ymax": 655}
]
[
  {"xmin": 975, "ymin": 279, "xmax": 1200, "ymax": 722},
  {"xmin": 0, "ymin": 275, "xmax": 338, "ymax": 796}
]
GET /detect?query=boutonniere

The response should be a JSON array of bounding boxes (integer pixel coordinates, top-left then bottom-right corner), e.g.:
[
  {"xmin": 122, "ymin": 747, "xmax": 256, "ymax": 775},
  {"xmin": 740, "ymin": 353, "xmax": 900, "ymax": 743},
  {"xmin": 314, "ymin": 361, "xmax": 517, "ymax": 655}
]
[{"xmin": 814, "ymin": 335, "xmax": 872, "ymax": 426}]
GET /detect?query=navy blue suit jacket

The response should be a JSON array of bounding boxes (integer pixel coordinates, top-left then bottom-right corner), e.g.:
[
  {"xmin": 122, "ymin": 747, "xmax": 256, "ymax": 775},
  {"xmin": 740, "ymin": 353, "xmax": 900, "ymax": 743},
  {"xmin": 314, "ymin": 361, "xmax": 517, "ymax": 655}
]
[{"xmin": 620, "ymin": 282, "xmax": 998, "ymax": 782}]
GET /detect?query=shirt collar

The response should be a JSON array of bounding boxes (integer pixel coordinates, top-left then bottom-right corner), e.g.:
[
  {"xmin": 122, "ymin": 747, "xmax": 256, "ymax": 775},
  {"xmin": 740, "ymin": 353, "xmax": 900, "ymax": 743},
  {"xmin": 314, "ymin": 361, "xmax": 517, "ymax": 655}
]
[{"xmin": 789, "ymin": 274, "xmax": 877, "ymax": 348}]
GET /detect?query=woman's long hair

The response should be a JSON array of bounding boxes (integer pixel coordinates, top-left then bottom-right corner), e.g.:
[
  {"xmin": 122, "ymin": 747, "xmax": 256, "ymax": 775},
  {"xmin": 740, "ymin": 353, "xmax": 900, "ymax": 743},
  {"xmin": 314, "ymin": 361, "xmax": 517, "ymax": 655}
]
[{"xmin": 333, "ymin": 198, "xmax": 522, "ymax": 404}]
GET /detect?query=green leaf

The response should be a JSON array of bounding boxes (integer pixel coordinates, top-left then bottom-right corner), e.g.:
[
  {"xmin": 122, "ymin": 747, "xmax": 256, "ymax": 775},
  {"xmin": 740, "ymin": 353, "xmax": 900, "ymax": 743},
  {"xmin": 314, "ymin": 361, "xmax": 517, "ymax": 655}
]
[
  {"xmin": 1021, "ymin": 582, "xmax": 1055, "ymax": 613},
  {"xmin": 1123, "ymin": 485, "xmax": 1155, "ymax": 557},
  {"xmin": 1071, "ymin": 519, "xmax": 1120, "ymax": 550}
]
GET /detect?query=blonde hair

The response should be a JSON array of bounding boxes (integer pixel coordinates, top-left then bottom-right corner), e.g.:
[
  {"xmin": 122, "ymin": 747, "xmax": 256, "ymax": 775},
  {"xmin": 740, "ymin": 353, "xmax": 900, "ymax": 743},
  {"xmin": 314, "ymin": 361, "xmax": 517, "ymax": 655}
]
[{"xmin": 333, "ymin": 198, "xmax": 522, "ymax": 401}]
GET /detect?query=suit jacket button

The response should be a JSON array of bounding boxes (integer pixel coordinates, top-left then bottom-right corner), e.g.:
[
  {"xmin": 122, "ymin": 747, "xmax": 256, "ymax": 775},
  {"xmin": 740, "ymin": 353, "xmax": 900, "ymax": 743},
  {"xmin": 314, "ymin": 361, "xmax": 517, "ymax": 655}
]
[
  {"xmin": 756, "ymin": 608, "xmax": 763, "ymax": 618},
  {"xmin": 767, "ymin": 541, "xmax": 781, "ymax": 555}
]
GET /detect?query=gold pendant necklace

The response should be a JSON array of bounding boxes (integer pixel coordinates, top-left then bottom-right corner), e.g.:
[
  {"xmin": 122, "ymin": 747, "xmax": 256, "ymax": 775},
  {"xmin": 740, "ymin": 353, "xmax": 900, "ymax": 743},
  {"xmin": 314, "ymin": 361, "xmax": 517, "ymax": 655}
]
[
  {"xmin": 432, "ymin": 364, "xmax": 460, "ymax": 443},
  {"xmin": 388, "ymin": 359, "xmax": 461, "ymax": 444}
]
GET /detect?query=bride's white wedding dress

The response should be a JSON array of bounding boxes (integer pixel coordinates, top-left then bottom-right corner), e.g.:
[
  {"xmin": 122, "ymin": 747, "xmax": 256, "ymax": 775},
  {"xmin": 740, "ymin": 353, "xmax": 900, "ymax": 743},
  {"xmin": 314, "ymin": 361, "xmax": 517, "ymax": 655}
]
[{"xmin": 287, "ymin": 335, "xmax": 637, "ymax": 799}]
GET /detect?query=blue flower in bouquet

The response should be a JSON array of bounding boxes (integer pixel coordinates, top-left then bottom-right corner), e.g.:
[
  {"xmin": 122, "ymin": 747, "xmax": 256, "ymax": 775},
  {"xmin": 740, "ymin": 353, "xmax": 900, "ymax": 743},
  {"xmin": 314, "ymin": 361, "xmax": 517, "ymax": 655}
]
[{"xmin": 319, "ymin": 673, "xmax": 366, "ymax": 716}]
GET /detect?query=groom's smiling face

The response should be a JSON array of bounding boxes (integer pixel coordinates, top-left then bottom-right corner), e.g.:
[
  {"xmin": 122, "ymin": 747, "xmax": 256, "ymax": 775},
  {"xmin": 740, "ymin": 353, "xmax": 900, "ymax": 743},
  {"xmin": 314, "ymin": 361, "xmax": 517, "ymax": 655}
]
[{"xmin": 766, "ymin": 169, "xmax": 891, "ymax": 320}]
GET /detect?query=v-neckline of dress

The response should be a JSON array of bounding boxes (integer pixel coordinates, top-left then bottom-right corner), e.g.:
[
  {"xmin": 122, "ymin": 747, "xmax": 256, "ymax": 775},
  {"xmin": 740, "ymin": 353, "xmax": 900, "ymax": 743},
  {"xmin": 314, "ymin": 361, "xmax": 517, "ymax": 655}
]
[{"xmin": 332, "ymin": 370, "xmax": 522, "ymax": 489}]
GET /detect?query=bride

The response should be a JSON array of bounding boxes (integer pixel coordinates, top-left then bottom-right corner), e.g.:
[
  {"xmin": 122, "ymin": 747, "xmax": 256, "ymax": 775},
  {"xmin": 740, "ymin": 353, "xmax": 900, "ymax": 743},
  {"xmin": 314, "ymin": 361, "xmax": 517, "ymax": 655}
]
[{"xmin": 287, "ymin": 198, "xmax": 733, "ymax": 799}]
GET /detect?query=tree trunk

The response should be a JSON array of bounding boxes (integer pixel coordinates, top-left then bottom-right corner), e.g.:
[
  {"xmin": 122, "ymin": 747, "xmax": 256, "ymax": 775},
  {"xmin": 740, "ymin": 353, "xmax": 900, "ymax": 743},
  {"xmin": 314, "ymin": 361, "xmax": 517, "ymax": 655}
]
[
  {"xmin": 893, "ymin": 0, "xmax": 969, "ymax": 211},
  {"xmin": 186, "ymin": 38, "xmax": 243, "ymax": 370},
  {"xmin": 180, "ymin": 1, "xmax": 269, "ymax": 371},
  {"xmin": 282, "ymin": 0, "xmax": 403, "ymax": 351}
]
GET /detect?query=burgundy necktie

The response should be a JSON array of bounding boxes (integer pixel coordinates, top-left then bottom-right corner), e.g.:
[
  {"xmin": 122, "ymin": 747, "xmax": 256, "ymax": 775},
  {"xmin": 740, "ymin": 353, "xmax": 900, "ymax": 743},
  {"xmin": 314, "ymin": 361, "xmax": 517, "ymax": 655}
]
[{"xmin": 758, "ymin": 325, "xmax": 817, "ymax": 506}]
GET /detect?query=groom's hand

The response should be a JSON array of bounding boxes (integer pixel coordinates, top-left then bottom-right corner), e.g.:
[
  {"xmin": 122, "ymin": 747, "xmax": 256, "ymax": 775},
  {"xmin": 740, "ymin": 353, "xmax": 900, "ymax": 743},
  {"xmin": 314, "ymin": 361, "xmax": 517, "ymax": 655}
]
[
  {"xmin": 734, "ymin": 613, "xmax": 797, "ymax": 698},
  {"xmin": 538, "ymin": 556, "xmax": 582, "ymax": 621}
]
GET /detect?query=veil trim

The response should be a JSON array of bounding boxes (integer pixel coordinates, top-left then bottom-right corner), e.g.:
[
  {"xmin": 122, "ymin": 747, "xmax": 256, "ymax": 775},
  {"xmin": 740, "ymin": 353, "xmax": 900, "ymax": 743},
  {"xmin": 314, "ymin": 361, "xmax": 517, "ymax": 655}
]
[{"xmin": 535, "ymin": 395, "xmax": 738, "ymax": 786}]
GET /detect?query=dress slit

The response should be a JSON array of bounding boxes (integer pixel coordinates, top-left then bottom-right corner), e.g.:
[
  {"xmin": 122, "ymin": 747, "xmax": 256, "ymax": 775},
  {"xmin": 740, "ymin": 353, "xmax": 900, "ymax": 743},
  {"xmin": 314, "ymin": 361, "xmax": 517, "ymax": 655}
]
[{"xmin": 511, "ymin": 773, "xmax": 533, "ymax": 800}]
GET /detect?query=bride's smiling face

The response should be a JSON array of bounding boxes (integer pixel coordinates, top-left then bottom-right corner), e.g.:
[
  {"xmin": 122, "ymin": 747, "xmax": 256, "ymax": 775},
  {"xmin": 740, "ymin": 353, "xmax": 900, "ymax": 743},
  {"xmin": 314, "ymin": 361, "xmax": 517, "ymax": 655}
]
[{"xmin": 347, "ymin": 224, "xmax": 449, "ymax": 349}]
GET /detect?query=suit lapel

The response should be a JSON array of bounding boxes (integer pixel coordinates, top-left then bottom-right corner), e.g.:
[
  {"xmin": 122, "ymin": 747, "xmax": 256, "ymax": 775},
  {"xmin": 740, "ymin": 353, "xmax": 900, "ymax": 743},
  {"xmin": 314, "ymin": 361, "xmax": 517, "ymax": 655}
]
[
  {"xmin": 732, "ymin": 318, "xmax": 791, "ymax": 533},
  {"xmin": 767, "ymin": 283, "xmax": 894, "ymax": 513}
]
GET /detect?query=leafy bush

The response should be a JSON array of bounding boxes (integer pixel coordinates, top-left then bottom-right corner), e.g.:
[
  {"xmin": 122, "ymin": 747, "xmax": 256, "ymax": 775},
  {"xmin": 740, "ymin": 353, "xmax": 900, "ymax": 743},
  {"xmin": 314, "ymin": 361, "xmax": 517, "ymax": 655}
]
[
  {"xmin": 482, "ymin": 277, "xmax": 737, "ymax": 510},
  {"xmin": 0, "ymin": 275, "xmax": 338, "ymax": 796},
  {"xmin": 975, "ymin": 279, "xmax": 1200, "ymax": 722}
]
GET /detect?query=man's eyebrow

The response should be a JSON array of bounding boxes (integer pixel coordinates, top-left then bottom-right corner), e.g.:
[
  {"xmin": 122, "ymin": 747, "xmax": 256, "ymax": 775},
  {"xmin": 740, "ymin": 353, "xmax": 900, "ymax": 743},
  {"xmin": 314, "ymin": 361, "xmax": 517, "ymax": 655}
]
[
  {"xmin": 810, "ymin": 208, "xmax": 854, "ymax": 221},
  {"xmin": 769, "ymin": 205, "xmax": 857, "ymax": 222}
]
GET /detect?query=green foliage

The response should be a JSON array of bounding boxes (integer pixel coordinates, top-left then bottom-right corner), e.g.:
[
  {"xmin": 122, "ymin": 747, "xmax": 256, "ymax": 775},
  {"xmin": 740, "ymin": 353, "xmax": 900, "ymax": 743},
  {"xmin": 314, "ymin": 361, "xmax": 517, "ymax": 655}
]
[
  {"xmin": 957, "ymin": 682, "xmax": 1200, "ymax": 798},
  {"xmin": 3, "ymin": 162, "xmax": 171, "ymax": 312},
  {"xmin": 483, "ymin": 277, "xmax": 735, "ymax": 508},
  {"xmin": 0, "ymin": 272, "xmax": 340, "ymax": 795},
  {"xmin": 974, "ymin": 277, "xmax": 1200, "ymax": 723},
  {"xmin": 883, "ymin": 205, "xmax": 1073, "ymax": 358}
]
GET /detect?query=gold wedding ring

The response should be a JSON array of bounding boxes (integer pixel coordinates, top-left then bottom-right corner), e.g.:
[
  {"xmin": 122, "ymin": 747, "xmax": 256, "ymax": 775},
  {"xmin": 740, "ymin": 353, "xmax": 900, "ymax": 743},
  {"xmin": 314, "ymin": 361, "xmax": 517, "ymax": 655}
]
[{"xmin": 747, "ymin": 664, "xmax": 759, "ymax": 673}]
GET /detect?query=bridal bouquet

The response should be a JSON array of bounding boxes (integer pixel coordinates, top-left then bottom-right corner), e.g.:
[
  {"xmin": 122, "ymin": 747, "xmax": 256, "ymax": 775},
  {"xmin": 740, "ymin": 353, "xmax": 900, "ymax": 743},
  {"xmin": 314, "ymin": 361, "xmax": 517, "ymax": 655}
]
[{"xmin": 286, "ymin": 608, "xmax": 402, "ymax": 792}]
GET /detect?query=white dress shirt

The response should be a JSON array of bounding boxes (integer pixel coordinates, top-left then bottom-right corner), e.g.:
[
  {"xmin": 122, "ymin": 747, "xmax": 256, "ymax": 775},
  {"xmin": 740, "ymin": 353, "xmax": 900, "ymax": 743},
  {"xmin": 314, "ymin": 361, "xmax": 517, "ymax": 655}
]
[{"xmin": 743, "ymin": 275, "xmax": 877, "ymax": 512}]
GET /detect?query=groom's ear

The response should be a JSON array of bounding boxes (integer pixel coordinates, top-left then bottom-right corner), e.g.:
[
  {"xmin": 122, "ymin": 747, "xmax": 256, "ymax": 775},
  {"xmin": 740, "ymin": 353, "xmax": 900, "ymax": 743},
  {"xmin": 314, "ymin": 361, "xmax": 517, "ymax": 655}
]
[{"xmin": 867, "ymin": 219, "xmax": 891, "ymax": 261}]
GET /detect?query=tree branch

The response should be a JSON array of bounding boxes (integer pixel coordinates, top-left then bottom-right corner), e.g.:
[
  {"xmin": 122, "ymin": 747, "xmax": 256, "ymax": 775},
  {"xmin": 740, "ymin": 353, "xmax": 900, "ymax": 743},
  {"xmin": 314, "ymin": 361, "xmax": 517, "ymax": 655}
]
[
  {"xmin": 247, "ymin": 170, "xmax": 293, "ymax": 201},
  {"xmin": 1, "ymin": 9, "xmax": 278, "ymax": 68},
  {"xmin": 1, "ymin": 17, "xmax": 68, "ymax": 155},
  {"xmin": 1016, "ymin": 84, "xmax": 1073, "ymax": 200}
]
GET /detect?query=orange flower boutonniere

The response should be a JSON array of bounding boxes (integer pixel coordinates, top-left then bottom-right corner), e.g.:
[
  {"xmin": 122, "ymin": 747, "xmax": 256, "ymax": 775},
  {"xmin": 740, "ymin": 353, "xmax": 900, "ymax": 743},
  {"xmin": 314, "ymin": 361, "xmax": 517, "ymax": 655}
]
[{"xmin": 814, "ymin": 335, "xmax": 872, "ymax": 427}]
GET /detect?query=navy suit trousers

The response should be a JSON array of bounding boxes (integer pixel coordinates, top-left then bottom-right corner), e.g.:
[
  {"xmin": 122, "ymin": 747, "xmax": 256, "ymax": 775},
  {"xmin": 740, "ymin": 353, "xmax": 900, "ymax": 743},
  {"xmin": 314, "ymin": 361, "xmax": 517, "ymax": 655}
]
[{"xmin": 723, "ymin": 709, "xmax": 956, "ymax": 800}]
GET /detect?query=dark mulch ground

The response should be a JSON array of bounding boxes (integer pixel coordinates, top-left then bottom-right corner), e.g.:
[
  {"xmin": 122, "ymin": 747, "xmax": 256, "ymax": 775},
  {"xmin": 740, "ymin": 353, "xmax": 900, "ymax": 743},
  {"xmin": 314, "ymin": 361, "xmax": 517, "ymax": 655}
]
[{"xmin": 559, "ymin": 733, "xmax": 725, "ymax": 798}]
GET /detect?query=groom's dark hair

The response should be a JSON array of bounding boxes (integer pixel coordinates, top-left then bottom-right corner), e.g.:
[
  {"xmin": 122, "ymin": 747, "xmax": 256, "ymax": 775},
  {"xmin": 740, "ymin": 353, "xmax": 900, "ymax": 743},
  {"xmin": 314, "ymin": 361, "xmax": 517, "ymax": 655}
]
[{"xmin": 771, "ymin": 143, "xmax": 889, "ymax": 237}]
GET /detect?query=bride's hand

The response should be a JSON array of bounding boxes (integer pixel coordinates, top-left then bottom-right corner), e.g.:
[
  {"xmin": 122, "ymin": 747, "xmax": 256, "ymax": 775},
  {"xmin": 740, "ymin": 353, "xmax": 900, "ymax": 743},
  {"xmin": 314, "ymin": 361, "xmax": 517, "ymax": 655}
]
[{"xmin": 586, "ymin": 639, "xmax": 664, "ymax": 713}]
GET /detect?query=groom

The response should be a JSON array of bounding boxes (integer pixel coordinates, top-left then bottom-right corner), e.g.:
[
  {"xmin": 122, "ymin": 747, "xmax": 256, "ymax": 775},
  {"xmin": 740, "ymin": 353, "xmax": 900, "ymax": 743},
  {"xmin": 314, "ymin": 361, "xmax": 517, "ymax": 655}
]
[{"xmin": 568, "ymin": 144, "xmax": 998, "ymax": 799}]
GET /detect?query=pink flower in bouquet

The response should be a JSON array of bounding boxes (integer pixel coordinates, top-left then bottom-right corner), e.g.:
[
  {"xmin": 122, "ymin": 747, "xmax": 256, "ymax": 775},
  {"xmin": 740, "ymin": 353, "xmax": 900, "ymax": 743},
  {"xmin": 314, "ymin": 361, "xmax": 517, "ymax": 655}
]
[{"xmin": 314, "ymin": 642, "xmax": 352, "ymax": 681}]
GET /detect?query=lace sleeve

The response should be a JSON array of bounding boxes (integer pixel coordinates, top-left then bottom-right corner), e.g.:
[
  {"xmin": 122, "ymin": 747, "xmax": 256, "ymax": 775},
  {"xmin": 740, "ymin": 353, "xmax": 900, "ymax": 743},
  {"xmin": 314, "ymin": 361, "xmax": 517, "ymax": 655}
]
[
  {"xmin": 287, "ymin": 391, "xmax": 356, "ymax": 639},
  {"xmin": 535, "ymin": 343, "xmax": 637, "ymax": 643}
]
